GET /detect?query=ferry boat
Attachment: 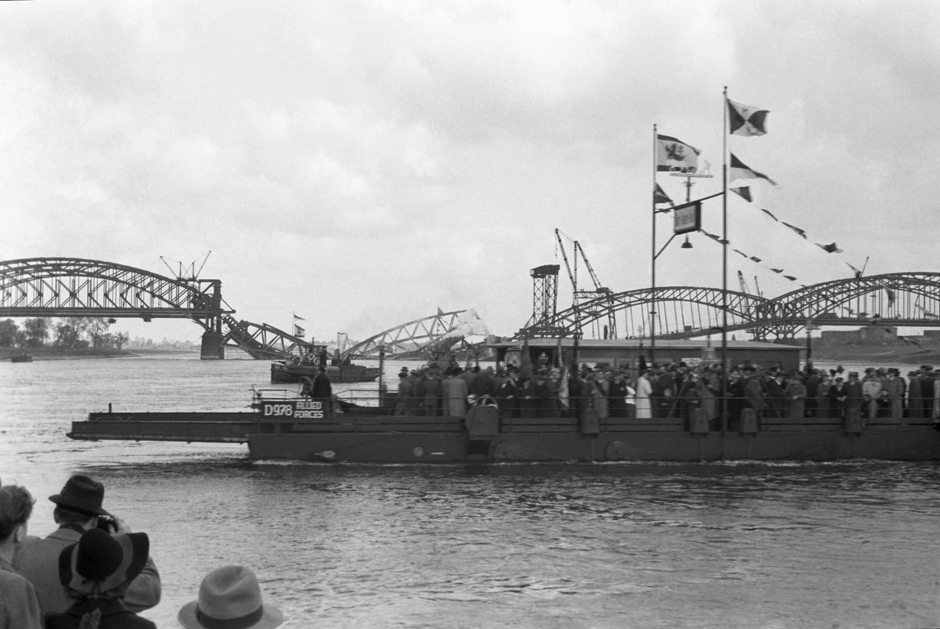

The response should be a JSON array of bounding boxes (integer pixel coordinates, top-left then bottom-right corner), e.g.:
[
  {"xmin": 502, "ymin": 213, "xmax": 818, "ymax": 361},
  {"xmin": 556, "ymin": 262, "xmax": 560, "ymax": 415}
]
[{"xmin": 67, "ymin": 339, "xmax": 940, "ymax": 463}]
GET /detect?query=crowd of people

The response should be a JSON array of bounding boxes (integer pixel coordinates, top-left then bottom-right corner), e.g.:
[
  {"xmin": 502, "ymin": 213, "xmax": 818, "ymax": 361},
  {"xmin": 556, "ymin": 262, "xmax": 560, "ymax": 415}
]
[
  {"xmin": 0, "ymin": 475, "xmax": 284, "ymax": 629},
  {"xmin": 390, "ymin": 360, "xmax": 940, "ymax": 432}
]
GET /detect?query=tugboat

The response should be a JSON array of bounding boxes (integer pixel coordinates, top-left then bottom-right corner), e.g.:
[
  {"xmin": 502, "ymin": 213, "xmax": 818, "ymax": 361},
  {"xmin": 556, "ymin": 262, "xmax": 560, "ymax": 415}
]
[{"xmin": 270, "ymin": 342, "xmax": 380, "ymax": 384}]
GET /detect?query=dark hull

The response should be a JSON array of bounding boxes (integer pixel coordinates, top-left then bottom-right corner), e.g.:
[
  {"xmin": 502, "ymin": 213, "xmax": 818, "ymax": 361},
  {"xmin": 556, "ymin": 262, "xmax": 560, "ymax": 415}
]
[
  {"xmin": 247, "ymin": 428, "xmax": 940, "ymax": 463},
  {"xmin": 270, "ymin": 362, "xmax": 381, "ymax": 384},
  {"xmin": 70, "ymin": 403, "xmax": 940, "ymax": 464}
]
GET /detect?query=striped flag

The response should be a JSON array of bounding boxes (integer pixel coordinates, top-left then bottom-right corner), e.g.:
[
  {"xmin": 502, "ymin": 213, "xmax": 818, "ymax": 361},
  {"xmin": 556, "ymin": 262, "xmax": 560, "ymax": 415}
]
[
  {"xmin": 730, "ymin": 154, "xmax": 778, "ymax": 186},
  {"xmin": 656, "ymin": 134, "xmax": 701, "ymax": 173},
  {"xmin": 727, "ymin": 98, "xmax": 770, "ymax": 136}
]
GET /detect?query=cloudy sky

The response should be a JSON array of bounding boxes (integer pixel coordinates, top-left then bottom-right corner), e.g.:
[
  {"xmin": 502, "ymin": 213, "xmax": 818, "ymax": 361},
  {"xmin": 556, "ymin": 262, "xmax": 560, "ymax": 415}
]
[{"xmin": 2, "ymin": 0, "xmax": 938, "ymax": 344}]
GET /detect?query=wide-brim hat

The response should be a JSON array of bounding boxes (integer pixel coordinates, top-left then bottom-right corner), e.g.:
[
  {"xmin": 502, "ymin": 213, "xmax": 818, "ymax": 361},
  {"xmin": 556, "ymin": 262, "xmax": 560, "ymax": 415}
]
[
  {"xmin": 49, "ymin": 475, "xmax": 110, "ymax": 517},
  {"xmin": 59, "ymin": 528, "xmax": 149, "ymax": 595},
  {"xmin": 179, "ymin": 566, "xmax": 283, "ymax": 629}
]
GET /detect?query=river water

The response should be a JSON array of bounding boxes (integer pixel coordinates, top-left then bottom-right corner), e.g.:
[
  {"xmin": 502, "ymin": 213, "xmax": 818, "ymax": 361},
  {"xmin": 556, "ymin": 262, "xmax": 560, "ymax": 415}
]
[{"xmin": 2, "ymin": 355, "xmax": 940, "ymax": 628}]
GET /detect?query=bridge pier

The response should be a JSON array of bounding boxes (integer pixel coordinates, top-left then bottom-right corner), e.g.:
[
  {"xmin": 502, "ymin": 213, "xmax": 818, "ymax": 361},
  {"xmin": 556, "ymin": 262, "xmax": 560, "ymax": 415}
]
[{"xmin": 200, "ymin": 331, "xmax": 225, "ymax": 360}]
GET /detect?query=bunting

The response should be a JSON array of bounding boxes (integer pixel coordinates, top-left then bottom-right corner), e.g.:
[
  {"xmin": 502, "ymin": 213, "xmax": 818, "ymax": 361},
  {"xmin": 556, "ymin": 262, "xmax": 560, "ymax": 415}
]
[
  {"xmin": 817, "ymin": 242, "xmax": 843, "ymax": 253},
  {"xmin": 782, "ymin": 222, "xmax": 807, "ymax": 238},
  {"xmin": 760, "ymin": 208, "xmax": 778, "ymax": 221},
  {"xmin": 731, "ymin": 187, "xmax": 752, "ymax": 202},
  {"xmin": 730, "ymin": 153, "xmax": 778, "ymax": 186},
  {"xmin": 654, "ymin": 183, "xmax": 673, "ymax": 205}
]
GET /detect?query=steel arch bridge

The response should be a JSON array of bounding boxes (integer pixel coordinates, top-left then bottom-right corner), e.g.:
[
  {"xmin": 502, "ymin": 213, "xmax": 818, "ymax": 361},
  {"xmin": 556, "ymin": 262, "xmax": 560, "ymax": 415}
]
[
  {"xmin": 342, "ymin": 310, "xmax": 474, "ymax": 360},
  {"xmin": 0, "ymin": 258, "xmax": 485, "ymax": 360},
  {"xmin": 0, "ymin": 257, "xmax": 315, "ymax": 359},
  {"xmin": 523, "ymin": 273, "xmax": 940, "ymax": 340}
]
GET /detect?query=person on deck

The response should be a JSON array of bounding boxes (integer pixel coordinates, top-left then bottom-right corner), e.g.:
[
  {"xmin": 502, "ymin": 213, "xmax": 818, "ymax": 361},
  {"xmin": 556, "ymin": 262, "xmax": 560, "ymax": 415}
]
[
  {"xmin": 310, "ymin": 366, "xmax": 333, "ymax": 412},
  {"xmin": 815, "ymin": 374, "xmax": 831, "ymax": 418},
  {"xmin": 844, "ymin": 372, "xmax": 865, "ymax": 423},
  {"xmin": 635, "ymin": 370, "xmax": 653, "ymax": 420},
  {"xmin": 495, "ymin": 368, "xmax": 519, "ymax": 419},
  {"xmin": 394, "ymin": 370, "xmax": 414, "ymax": 416},
  {"xmin": 785, "ymin": 373, "xmax": 806, "ymax": 420},
  {"xmin": 419, "ymin": 369, "xmax": 442, "ymax": 416},
  {"xmin": 442, "ymin": 369, "xmax": 468, "ymax": 419},
  {"xmin": 884, "ymin": 369, "xmax": 904, "ymax": 421}
]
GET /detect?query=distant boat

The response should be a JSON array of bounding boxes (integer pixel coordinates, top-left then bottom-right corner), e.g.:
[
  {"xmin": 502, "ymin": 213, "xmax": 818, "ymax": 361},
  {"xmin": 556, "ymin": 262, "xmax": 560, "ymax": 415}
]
[
  {"xmin": 270, "ymin": 359, "xmax": 380, "ymax": 384},
  {"xmin": 11, "ymin": 354, "xmax": 32, "ymax": 363}
]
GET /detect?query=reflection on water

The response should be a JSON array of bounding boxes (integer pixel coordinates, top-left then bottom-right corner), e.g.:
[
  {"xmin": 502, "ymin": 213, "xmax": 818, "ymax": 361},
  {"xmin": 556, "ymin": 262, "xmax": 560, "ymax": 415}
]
[{"xmin": 2, "ymin": 358, "xmax": 940, "ymax": 627}]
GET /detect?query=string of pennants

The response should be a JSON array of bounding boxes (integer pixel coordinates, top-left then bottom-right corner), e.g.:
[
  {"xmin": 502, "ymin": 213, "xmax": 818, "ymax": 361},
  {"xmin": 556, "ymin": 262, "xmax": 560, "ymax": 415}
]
[{"xmin": 655, "ymin": 93, "xmax": 863, "ymax": 287}]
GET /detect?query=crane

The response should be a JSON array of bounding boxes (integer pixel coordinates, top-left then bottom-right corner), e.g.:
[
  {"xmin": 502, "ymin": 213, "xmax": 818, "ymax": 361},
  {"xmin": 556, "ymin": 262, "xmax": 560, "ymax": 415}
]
[{"xmin": 555, "ymin": 229, "xmax": 617, "ymax": 339}]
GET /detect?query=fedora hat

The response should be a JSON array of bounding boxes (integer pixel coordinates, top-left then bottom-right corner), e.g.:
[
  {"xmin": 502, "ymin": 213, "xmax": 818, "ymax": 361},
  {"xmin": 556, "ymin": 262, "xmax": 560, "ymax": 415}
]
[
  {"xmin": 179, "ymin": 566, "xmax": 283, "ymax": 629},
  {"xmin": 58, "ymin": 528, "xmax": 149, "ymax": 596},
  {"xmin": 49, "ymin": 475, "xmax": 110, "ymax": 517}
]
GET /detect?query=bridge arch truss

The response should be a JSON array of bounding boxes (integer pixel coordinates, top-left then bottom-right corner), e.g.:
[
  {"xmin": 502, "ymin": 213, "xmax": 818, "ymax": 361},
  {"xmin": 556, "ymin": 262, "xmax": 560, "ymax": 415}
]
[{"xmin": 525, "ymin": 273, "xmax": 940, "ymax": 340}]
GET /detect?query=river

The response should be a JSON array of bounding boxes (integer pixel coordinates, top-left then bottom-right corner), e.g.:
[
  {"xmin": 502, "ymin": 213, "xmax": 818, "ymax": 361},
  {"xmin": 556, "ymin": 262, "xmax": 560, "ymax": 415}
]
[{"xmin": 2, "ymin": 355, "xmax": 939, "ymax": 628}]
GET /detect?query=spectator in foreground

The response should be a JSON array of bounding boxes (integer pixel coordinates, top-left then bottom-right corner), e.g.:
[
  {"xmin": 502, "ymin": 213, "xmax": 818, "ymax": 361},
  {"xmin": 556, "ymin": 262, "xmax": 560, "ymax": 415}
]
[
  {"xmin": 0, "ymin": 484, "xmax": 42, "ymax": 629},
  {"xmin": 45, "ymin": 528, "xmax": 155, "ymax": 629},
  {"xmin": 14, "ymin": 475, "xmax": 161, "ymax": 618},
  {"xmin": 178, "ymin": 565, "xmax": 284, "ymax": 629}
]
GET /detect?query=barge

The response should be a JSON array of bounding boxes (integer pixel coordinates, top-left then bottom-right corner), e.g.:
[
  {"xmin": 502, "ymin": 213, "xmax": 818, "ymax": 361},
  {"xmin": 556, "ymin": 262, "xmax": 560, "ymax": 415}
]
[
  {"xmin": 66, "ymin": 339, "xmax": 940, "ymax": 463},
  {"xmin": 68, "ymin": 392, "xmax": 940, "ymax": 463}
]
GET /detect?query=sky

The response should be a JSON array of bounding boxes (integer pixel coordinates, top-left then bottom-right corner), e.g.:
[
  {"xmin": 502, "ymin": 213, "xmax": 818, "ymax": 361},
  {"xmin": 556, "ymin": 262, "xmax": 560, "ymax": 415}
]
[{"xmin": 2, "ymin": 0, "xmax": 939, "ymax": 345}]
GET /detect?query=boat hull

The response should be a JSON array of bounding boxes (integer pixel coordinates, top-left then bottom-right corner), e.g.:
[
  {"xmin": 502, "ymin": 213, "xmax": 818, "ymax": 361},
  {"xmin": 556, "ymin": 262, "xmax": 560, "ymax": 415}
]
[
  {"xmin": 247, "ymin": 429, "xmax": 940, "ymax": 463},
  {"xmin": 270, "ymin": 362, "xmax": 381, "ymax": 384}
]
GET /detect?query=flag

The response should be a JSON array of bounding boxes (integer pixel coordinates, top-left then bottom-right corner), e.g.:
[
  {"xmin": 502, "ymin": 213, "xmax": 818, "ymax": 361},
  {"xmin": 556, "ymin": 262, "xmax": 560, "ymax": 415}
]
[
  {"xmin": 294, "ymin": 324, "xmax": 305, "ymax": 338},
  {"xmin": 656, "ymin": 134, "xmax": 701, "ymax": 173},
  {"xmin": 847, "ymin": 263, "xmax": 863, "ymax": 278},
  {"xmin": 760, "ymin": 208, "xmax": 779, "ymax": 221},
  {"xmin": 817, "ymin": 242, "xmax": 843, "ymax": 253},
  {"xmin": 730, "ymin": 153, "xmax": 778, "ymax": 186},
  {"xmin": 727, "ymin": 98, "xmax": 770, "ymax": 136},
  {"xmin": 654, "ymin": 183, "xmax": 673, "ymax": 205},
  {"xmin": 293, "ymin": 312, "xmax": 305, "ymax": 321},
  {"xmin": 784, "ymin": 275, "xmax": 797, "ymax": 281},
  {"xmin": 749, "ymin": 256, "xmax": 762, "ymax": 263},
  {"xmin": 771, "ymin": 268, "xmax": 783, "ymax": 273},
  {"xmin": 731, "ymin": 187, "xmax": 752, "ymax": 202},
  {"xmin": 734, "ymin": 249, "xmax": 747, "ymax": 257}
]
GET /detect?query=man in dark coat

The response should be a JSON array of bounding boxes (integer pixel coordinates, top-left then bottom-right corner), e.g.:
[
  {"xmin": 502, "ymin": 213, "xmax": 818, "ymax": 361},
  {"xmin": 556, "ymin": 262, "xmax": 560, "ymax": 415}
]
[{"xmin": 311, "ymin": 366, "xmax": 332, "ymax": 409}]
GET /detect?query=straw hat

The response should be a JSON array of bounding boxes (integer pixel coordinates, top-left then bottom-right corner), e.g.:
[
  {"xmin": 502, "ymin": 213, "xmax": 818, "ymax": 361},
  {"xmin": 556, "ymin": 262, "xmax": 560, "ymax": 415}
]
[{"xmin": 179, "ymin": 566, "xmax": 283, "ymax": 629}]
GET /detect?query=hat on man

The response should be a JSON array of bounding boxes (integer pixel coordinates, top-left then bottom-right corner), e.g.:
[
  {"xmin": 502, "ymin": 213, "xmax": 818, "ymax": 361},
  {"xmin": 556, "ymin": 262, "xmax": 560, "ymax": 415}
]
[
  {"xmin": 49, "ymin": 475, "xmax": 110, "ymax": 517},
  {"xmin": 58, "ymin": 528, "xmax": 149, "ymax": 596},
  {"xmin": 179, "ymin": 565, "xmax": 283, "ymax": 629}
]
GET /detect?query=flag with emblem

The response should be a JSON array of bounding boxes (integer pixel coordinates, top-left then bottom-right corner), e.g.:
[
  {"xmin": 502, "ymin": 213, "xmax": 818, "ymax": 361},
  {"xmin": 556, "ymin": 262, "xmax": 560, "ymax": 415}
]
[
  {"xmin": 727, "ymin": 98, "xmax": 770, "ymax": 136},
  {"xmin": 656, "ymin": 134, "xmax": 701, "ymax": 173}
]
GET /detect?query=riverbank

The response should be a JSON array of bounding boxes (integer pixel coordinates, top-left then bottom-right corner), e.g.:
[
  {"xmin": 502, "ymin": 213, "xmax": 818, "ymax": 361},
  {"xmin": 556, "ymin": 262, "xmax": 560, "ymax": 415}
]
[
  {"xmin": 806, "ymin": 338, "xmax": 940, "ymax": 366},
  {"xmin": 0, "ymin": 346, "xmax": 199, "ymax": 361}
]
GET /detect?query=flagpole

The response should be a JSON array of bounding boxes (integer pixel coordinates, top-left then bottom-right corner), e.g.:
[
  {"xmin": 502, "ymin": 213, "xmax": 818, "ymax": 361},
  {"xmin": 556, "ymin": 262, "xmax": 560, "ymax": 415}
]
[
  {"xmin": 651, "ymin": 124, "xmax": 657, "ymax": 364},
  {"xmin": 721, "ymin": 87, "xmax": 729, "ymax": 434}
]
